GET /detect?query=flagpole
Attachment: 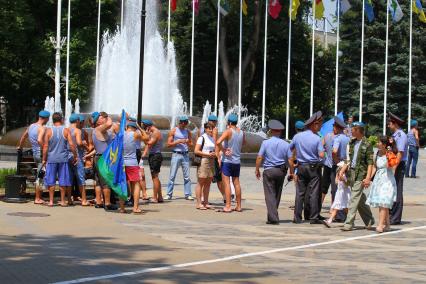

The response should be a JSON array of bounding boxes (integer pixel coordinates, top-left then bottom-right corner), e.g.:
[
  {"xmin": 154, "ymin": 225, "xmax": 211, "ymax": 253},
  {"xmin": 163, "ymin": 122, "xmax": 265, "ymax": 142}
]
[
  {"xmin": 121, "ymin": 0, "xmax": 124, "ymax": 30},
  {"xmin": 95, "ymin": 0, "xmax": 101, "ymax": 99},
  {"xmin": 168, "ymin": 0, "xmax": 171, "ymax": 43},
  {"xmin": 65, "ymin": 0, "xmax": 71, "ymax": 115},
  {"xmin": 383, "ymin": 0, "xmax": 390, "ymax": 135},
  {"xmin": 214, "ymin": 0, "xmax": 221, "ymax": 115},
  {"xmin": 408, "ymin": 0, "xmax": 413, "ymax": 130},
  {"xmin": 261, "ymin": 0, "xmax": 268, "ymax": 127},
  {"xmin": 238, "ymin": 0, "xmax": 243, "ymax": 120},
  {"xmin": 359, "ymin": 0, "xmax": 365, "ymax": 122},
  {"xmin": 310, "ymin": 1, "xmax": 316, "ymax": 116},
  {"xmin": 189, "ymin": 0, "xmax": 195, "ymax": 116},
  {"xmin": 334, "ymin": 0, "xmax": 340, "ymax": 116},
  {"xmin": 54, "ymin": 0, "xmax": 63, "ymax": 112},
  {"xmin": 285, "ymin": 0, "xmax": 292, "ymax": 140}
]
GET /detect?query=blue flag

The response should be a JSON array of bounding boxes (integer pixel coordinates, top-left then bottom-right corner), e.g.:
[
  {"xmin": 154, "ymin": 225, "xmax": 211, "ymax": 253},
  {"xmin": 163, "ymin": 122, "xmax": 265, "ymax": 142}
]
[
  {"xmin": 320, "ymin": 112, "xmax": 345, "ymax": 137},
  {"xmin": 97, "ymin": 109, "xmax": 128, "ymax": 200},
  {"xmin": 365, "ymin": 0, "xmax": 375, "ymax": 22}
]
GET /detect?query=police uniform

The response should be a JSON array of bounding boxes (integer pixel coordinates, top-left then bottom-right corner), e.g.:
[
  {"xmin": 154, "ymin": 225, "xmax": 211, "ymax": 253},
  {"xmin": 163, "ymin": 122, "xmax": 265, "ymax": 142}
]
[
  {"xmin": 290, "ymin": 112, "xmax": 325, "ymax": 223},
  {"xmin": 389, "ymin": 113, "xmax": 408, "ymax": 225},
  {"xmin": 258, "ymin": 120, "xmax": 292, "ymax": 224}
]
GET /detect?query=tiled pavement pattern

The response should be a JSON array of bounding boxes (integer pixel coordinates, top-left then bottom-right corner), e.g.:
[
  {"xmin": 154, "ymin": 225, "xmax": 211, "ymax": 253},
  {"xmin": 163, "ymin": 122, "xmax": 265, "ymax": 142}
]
[{"xmin": 0, "ymin": 152, "xmax": 425, "ymax": 283}]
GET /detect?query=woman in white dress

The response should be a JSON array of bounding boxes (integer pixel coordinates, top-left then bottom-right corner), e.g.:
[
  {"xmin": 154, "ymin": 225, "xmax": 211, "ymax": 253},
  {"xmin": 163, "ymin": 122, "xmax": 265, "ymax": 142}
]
[{"xmin": 366, "ymin": 136, "xmax": 397, "ymax": 233}]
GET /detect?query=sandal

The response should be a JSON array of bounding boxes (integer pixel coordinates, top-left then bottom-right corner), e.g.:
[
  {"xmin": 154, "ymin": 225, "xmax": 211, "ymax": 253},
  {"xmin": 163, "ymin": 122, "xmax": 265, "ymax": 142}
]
[
  {"xmin": 132, "ymin": 209, "xmax": 143, "ymax": 214},
  {"xmin": 196, "ymin": 206, "xmax": 207, "ymax": 210},
  {"xmin": 216, "ymin": 208, "xmax": 232, "ymax": 213}
]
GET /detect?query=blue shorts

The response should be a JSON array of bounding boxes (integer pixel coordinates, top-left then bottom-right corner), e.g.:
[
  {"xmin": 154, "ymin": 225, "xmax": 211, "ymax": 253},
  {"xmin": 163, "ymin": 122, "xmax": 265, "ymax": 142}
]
[
  {"xmin": 221, "ymin": 162, "xmax": 241, "ymax": 178},
  {"xmin": 69, "ymin": 160, "xmax": 85, "ymax": 186},
  {"xmin": 45, "ymin": 162, "xmax": 72, "ymax": 187}
]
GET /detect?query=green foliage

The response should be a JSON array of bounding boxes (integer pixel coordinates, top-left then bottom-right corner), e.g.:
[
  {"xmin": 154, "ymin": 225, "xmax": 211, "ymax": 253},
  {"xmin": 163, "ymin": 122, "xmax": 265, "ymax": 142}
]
[
  {"xmin": 0, "ymin": 168, "xmax": 17, "ymax": 188},
  {"xmin": 367, "ymin": 135, "xmax": 379, "ymax": 148}
]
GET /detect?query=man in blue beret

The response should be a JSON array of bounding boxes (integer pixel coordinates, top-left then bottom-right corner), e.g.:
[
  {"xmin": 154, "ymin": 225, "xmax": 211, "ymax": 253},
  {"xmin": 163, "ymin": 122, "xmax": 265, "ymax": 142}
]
[
  {"xmin": 256, "ymin": 120, "xmax": 294, "ymax": 224},
  {"xmin": 216, "ymin": 113, "xmax": 246, "ymax": 212},
  {"xmin": 166, "ymin": 115, "xmax": 194, "ymax": 200},
  {"xmin": 17, "ymin": 110, "xmax": 51, "ymax": 204},
  {"xmin": 67, "ymin": 114, "xmax": 89, "ymax": 206},
  {"xmin": 388, "ymin": 112, "xmax": 408, "ymax": 225},
  {"xmin": 406, "ymin": 119, "xmax": 420, "ymax": 178},
  {"xmin": 290, "ymin": 111, "xmax": 325, "ymax": 224},
  {"xmin": 339, "ymin": 121, "xmax": 375, "ymax": 231}
]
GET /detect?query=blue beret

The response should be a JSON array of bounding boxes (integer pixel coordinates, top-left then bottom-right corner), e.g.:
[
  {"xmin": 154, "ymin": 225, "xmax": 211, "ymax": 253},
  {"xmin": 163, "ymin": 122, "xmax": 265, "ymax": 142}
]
[
  {"xmin": 179, "ymin": 115, "xmax": 189, "ymax": 121},
  {"xmin": 333, "ymin": 116, "xmax": 346, "ymax": 129},
  {"xmin": 39, "ymin": 110, "xmax": 50, "ymax": 118},
  {"xmin": 127, "ymin": 122, "xmax": 137, "ymax": 129},
  {"xmin": 142, "ymin": 119, "xmax": 153, "ymax": 126},
  {"xmin": 228, "ymin": 114, "xmax": 238, "ymax": 123},
  {"xmin": 69, "ymin": 113, "xmax": 80, "ymax": 123},
  {"xmin": 91, "ymin": 112, "xmax": 100, "ymax": 124},
  {"xmin": 295, "ymin": 120, "xmax": 305, "ymax": 130},
  {"xmin": 79, "ymin": 114, "xmax": 85, "ymax": 122},
  {"xmin": 128, "ymin": 117, "xmax": 137, "ymax": 122},
  {"xmin": 208, "ymin": 114, "xmax": 218, "ymax": 121},
  {"xmin": 410, "ymin": 119, "xmax": 418, "ymax": 127},
  {"xmin": 352, "ymin": 121, "xmax": 366, "ymax": 128}
]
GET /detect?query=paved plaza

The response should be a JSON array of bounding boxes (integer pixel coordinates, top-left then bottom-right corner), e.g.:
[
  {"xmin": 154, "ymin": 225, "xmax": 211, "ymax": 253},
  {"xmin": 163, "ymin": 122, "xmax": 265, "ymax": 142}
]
[{"xmin": 1, "ymin": 152, "xmax": 426, "ymax": 283}]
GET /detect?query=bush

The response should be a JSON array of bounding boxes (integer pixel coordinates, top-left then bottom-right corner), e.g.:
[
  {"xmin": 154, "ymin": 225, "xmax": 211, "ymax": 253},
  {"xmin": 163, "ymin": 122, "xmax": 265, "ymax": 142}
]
[
  {"xmin": 368, "ymin": 135, "xmax": 379, "ymax": 148},
  {"xmin": 0, "ymin": 168, "xmax": 17, "ymax": 188}
]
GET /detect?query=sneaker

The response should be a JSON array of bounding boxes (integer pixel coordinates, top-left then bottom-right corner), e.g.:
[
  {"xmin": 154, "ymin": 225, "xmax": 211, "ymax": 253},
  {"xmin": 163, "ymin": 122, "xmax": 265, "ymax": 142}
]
[
  {"xmin": 341, "ymin": 226, "xmax": 353, "ymax": 232},
  {"xmin": 185, "ymin": 196, "xmax": 194, "ymax": 201},
  {"xmin": 165, "ymin": 195, "xmax": 172, "ymax": 200}
]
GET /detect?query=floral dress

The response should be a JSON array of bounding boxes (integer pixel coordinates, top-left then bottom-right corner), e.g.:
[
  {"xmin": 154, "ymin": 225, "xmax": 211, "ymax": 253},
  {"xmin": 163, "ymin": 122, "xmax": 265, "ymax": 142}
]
[
  {"xmin": 331, "ymin": 174, "xmax": 351, "ymax": 210},
  {"xmin": 366, "ymin": 155, "xmax": 397, "ymax": 209}
]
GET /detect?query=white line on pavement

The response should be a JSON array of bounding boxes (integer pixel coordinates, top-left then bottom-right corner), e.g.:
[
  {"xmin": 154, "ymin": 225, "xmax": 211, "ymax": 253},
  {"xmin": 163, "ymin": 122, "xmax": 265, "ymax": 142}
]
[{"xmin": 53, "ymin": 225, "xmax": 426, "ymax": 284}]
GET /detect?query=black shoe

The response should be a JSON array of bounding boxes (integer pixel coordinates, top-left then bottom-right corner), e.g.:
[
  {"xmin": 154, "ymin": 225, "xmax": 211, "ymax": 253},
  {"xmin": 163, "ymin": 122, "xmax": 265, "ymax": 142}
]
[
  {"xmin": 310, "ymin": 219, "xmax": 324, "ymax": 225},
  {"xmin": 390, "ymin": 222, "xmax": 401, "ymax": 226},
  {"xmin": 318, "ymin": 215, "xmax": 326, "ymax": 221},
  {"xmin": 104, "ymin": 204, "xmax": 117, "ymax": 211},
  {"xmin": 334, "ymin": 218, "xmax": 345, "ymax": 223},
  {"xmin": 292, "ymin": 219, "xmax": 302, "ymax": 224},
  {"xmin": 95, "ymin": 203, "xmax": 104, "ymax": 209},
  {"xmin": 266, "ymin": 221, "xmax": 279, "ymax": 225}
]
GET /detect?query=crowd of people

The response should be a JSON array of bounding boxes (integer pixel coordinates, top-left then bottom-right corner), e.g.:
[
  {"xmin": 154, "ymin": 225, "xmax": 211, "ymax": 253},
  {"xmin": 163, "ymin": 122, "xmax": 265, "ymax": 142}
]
[{"xmin": 17, "ymin": 109, "xmax": 420, "ymax": 232}]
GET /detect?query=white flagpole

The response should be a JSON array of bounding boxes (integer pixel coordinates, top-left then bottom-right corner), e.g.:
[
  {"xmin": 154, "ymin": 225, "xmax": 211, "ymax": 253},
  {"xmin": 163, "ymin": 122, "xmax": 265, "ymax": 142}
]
[
  {"xmin": 65, "ymin": 0, "xmax": 71, "ymax": 114},
  {"xmin": 359, "ymin": 0, "xmax": 365, "ymax": 122},
  {"xmin": 408, "ymin": 0, "xmax": 413, "ymax": 130},
  {"xmin": 95, "ymin": 0, "xmax": 101, "ymax": 98},
  {"xmin": 214, "ymin": 0, "xmax": 221, "ymax": 114},
  {"xmin": 383, "ymin": 0, "xmax": 390, "ymax": 135},
  {"xmin": 238, "ymin": 0, "xmax": 243, "ymax": 120},
  {"xmin": 286, "ymin": 0, "xmax": 292, "ymax": 140},
  {"xmin": 168, "ymin": 0, "xmax": 171, "ymax": 43},
  {"xmin": 310, "ymin": 1, "xmax": 316, "ymax": 116},
  {"xmin": 54, "ymin": 0, "xmax": 63, "ymax": 112},
  {"xmin": 121, "ymin": 0, "xmax": 124, "ymax": 29},
  {"xmin": 189, "ymin": 0, "xmax": 195, "ymax": 116},
  {"xmin": 261, "ymin": 0, "xmax": 268, "ymax": 127},
  {"xmin": 334, "ymin": 0, "xmax": 340, "ymax": 116}
]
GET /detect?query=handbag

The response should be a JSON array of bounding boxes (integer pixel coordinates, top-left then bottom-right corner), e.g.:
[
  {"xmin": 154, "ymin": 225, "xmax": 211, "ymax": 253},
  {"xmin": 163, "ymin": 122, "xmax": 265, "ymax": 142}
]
[{"xmin": 191, "ymin": 136, "xmax": 205, "ymax": 167}]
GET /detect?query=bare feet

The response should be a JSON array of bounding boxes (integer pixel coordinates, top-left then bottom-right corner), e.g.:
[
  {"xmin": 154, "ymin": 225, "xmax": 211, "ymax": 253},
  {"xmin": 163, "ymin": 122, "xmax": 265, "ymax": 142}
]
[
  {"xmin": 132, "ymin": 208, "xmax": 143, "ymax": 214},
  {"xmin": 34, "ymin": 199, "xmax": 45, "ymax": 205},
  {"xmin": 233, "ymin": 207, "xmax": 242, "ymax": 212},
  {"xmin": 376, "ymin": 226, "xmax": 384, "ymax": 233},
  {"xmin": 216, "ymin": 207, "xmax": 232, "ymax": 213},
  {"xmin": 196, "ymin": 205, "xmax": 207, "ymax": 210}
]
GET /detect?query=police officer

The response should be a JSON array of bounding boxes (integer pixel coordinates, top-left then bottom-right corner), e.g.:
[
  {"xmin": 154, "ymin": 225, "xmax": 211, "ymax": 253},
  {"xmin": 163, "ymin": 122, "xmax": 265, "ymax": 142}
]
[
  {"xmin": 290, "ymin": 111, "xmax": 325, "ymax": 224},
  {"xmin": 388, "ymin": 112, "xmax": 408, "ymax": 225},
  {"xmin": 255, "ymin": 120, "xmax": 294, "ymax": 225}
]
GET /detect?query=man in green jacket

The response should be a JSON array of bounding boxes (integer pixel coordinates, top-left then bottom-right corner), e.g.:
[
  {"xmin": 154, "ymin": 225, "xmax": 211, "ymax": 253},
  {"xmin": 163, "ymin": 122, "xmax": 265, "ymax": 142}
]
[{"xmin": 339, "ymin": 122, "xmax": 375, "ymax": 231}]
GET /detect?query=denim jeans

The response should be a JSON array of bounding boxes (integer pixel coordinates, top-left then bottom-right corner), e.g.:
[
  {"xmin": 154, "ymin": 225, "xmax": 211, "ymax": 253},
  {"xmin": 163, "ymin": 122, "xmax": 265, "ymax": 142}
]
[
  {"xmin": 167, "ymin": 153, "xmax": 192, "ymax": 197},
  {"xmin": 406, "ymin": 146, "xmax": 419, "ymax": 177}
]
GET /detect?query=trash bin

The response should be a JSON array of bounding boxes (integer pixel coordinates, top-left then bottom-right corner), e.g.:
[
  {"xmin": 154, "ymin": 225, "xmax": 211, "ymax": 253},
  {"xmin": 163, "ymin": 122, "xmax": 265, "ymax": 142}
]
[{"xmin": 3, "ymin": 175, "xmax": 27, "ymax": 203}]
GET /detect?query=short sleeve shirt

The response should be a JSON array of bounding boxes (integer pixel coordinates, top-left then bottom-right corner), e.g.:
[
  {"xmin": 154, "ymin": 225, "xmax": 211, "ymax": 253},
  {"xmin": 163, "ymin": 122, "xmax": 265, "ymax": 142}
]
[
  {"xmin": 196, "ymin": 133, "xmax": 216, "ymax": 154},
  {"xmin": 392, "ymin": 129, "xmax": 408, "ymax": 162},
  {"xmin": 289, "ymin": 130, "xmax": 324, "ymax": 164},
  {"xmin": 258, "ymin": 136, "xmax": 292, "ymax": 169},
  {"xmin": 351, "ymin": 140, "xmax": 362, "ymax": 168},
  {"xmin": 333, "ymin": 134, "xmax": 350, "ymax": 163}
]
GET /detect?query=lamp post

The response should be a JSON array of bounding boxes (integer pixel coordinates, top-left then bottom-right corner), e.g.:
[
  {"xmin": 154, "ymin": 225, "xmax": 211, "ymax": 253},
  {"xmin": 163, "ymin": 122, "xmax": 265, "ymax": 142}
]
[{"xmin": 137, "ymin": 0, "xmax": 147, "ymax": 123}]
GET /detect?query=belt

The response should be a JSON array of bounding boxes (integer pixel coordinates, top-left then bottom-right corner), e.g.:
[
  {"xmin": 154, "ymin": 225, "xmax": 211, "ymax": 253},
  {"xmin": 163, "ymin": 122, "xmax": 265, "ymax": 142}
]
[
  {"xmin": 299, "ymin": 162, "xmax": 320, "ymax": 166},
  {"xmin": 173, "ymin": 151, "xmax": 188, "ymax": 154},
  {"xmin": 272, "ymin": 164, "xmax": 286, "ymax": 169}
]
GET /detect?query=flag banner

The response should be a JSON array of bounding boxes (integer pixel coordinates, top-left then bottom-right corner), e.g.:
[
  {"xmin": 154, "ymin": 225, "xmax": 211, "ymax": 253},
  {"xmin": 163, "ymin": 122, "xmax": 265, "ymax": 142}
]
[
  {"xmin": 290, "ymin": 0, "xmax": 300, "ymax": 20},
  {"xmin": 365, "ymin": 0, "xmax": 375, "ymax": 22},
  {"xmin": 314, "ymin": 0, "xmax": 325, "ymax": 19},
  {"xmin": 336, "ymin": 0, "xmax": 351, "ymax": 16},
  {"xmin": 413, "ymin": 0, "xmax": 426, "ymax": 23},
  {"xmin": 97, "ymin": 110, "xmax": 128, "ymax": 200},
  {"xmin": 243, "ymin": 0, "xmax": 248, "ymax": 16},
  {"xmin": 389, "ymin": 0, "xmax": 403, "ymax": 22},
  {"xmin": 220, "ymin": 0, "xmax": 230, "ymax": 16},
  {"xmin": 269, "ymin": 0, "xmax": 282, "ymax": 19},
  {"xmin": 171, "ymin": 0, "xmax": 177, "ymax": 12},
  {"xmin": 193, "ymin": 0, "xmax": 199, "ymax": 15}
]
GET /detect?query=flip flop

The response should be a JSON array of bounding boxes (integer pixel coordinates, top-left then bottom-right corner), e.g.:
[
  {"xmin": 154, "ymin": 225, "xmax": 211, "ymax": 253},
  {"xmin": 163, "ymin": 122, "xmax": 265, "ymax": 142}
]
[
  {"xmin": 196, "ymin": 206, "xmax": 207, "ymax": 210},
  {"xmin": 216, "ymin": 208, "xmax": 232, "ymax": 213},
  {"xmin": 142, "ymin": 197, "xmax": 151, "ymax": 201},
  {"xmin": 233, "ymin": 208, "xmax": 242, "ymax": 212},
  {"xmin": 59, "ymin": 204, "xmax": 69, "ymax": 207},
  {"xmin": 34, "ymin": 200, "xmax": 45, "ymax": 205},
  {"xmin": 81, "ymin": 202, "xmax": 91, "ymax": 207},
  {"xmin": 132, "ymin": 209, "xmax": 144, "ymax": 215}
]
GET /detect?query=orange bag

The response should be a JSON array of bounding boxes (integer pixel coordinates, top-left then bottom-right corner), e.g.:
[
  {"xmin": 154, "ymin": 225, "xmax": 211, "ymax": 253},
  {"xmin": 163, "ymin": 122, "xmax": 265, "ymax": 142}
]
[{"xmin": 386, "ymin": 151, "xmax": 398, "ymax": 168}]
